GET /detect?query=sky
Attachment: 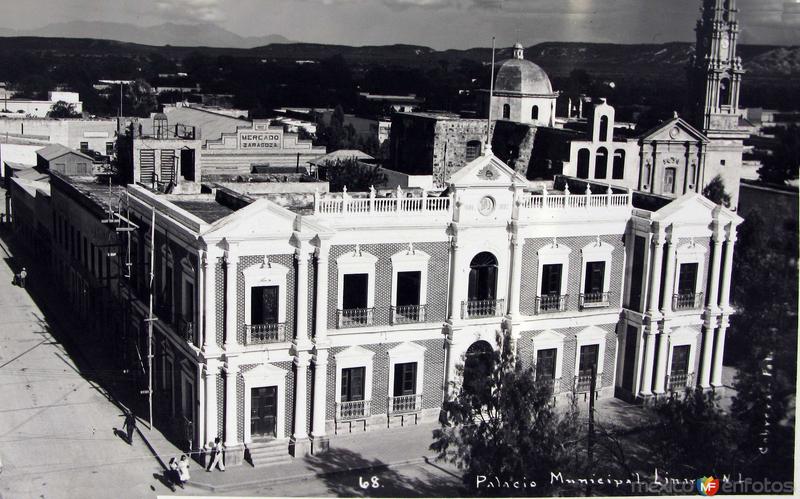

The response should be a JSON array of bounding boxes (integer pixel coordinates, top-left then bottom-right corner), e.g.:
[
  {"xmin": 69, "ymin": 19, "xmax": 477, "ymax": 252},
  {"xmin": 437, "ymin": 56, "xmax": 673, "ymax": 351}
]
[{"xmin": 1, "ymin": 0, "xmax": 798, "ymax": 49}]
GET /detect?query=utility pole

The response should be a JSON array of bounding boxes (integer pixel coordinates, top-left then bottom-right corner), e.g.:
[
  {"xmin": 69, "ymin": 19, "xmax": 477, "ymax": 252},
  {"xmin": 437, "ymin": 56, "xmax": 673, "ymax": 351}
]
[
  {"xmin": 587, "ymin": 364, "xmax": 596, "ymax": 497},
  {"xmin": 143, "ymin": 206, "xmax": 156, "ymax": 429}
]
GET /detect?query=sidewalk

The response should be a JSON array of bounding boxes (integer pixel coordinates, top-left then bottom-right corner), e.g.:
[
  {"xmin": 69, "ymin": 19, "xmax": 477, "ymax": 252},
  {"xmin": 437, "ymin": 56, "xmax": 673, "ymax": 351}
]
[{"xmin": 154, "ymin": 422, "xmax": 448, "ymax": 493}]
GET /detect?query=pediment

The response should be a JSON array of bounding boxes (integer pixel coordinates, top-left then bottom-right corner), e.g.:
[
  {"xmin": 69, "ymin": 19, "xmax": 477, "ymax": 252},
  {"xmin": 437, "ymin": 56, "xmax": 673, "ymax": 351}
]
[
  {"xmin": 241, "ymin": 362, "xmax": 288, "ymax": 382},
  {"xmin": 532, "ymin": 329, "xmax": 566, "ymax": 344},
  {"xmin": 447, "ymin": 150, "xmax": 527, "ymax": 188},
  {"xmin": 652, "ymin": 193, "xmax": 716, "ymax": 224},
  {"xmin": 388, "ymin": 342, "xmax": 427, "ymax": 357},
  {"xmin": 203, "ymin": 198, "xmax": 331, "ymax": 240},
  {"xmin": 640, "ymin": 117, "xmax": 708, "ymax": 144},
  {"xmin": 334, "ymin": 345, "xmax": 376, "ymax": 363}
]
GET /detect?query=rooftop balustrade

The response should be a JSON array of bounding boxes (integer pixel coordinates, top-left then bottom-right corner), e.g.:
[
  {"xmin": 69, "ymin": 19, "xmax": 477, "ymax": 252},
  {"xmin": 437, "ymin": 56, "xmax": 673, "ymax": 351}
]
[{"xmin": 520, "ymin": 184, "xmax": 632, "ymax": 212}]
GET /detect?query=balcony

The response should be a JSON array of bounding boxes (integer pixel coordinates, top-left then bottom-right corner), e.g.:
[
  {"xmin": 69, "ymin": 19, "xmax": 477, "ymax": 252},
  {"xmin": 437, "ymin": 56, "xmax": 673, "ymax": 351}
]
[
  {"xmin": 672, "ymin": 292, "xmax": 704, "ymax": 311},
  {"xmin": 579, "ymin": 291, "xmax": 610, "ymax": 309},
  {"xmin": 535, "ymin": 294, "xmax": 568, "ymax": 314},
  {"xmin": 575, "ymin": 372, "xmax": 597, "ymax": 393},
  {"xmin": 245, "ymin": 323, "xmax": 286, "ymax": 344},
  {"xmin": 461, "ymin": 299, "xmax": 504, "ymax": 319},
  {"xmin": 391, "ymin": 304, "xmax": 427, "ymax": 325},
  {"xmin": 337, "ymin": 308, "xmax": 374, "ymax": 329},
  {"xmin": 667, "ymin": 371, "xmax": 692, "ymax": 392},
  {"xmin": 388, "ymin": 394, "xmax": 422, "ymax": 415},
  {"xmin": 178, "ymin": 317, "xmax": 194, "ymax": 343},
  {"xmin": 336, "ymin": 399, "xmax": 370, "ymax": 421}
]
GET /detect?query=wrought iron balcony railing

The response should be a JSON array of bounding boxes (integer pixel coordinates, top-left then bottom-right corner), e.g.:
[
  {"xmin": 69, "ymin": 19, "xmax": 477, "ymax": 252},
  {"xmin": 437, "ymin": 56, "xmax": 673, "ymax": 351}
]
[
  {"xmin": 535, "ymin": 294, "xmax": 568, "ymax": 314},
  {"xmin": 667, "ymin": 371, "xmax": 693, "ymax": 392},
  {"xmin": 461, "ymin": 299, "xmax": 504, "ymax": 319},
  {"xmin": 178, "ymin": 317, "xmax": 194, "ymax": 343},
  {"xmin": 387, "ymin": 394, "xmax": 422, "ymax": 415},
  {"xmin": 579, "ymin": 291, "xmax": 610, "ymax": 309},
  {"xmin": 336, "ymin": 399, "xmax": 370, "ymax": 421},
  {"xmin": 575, "ymin": 372, "xmax": 597, "ymax": 393},
  {"xmin": 245, "ymin": 323, "xmax": 287, "ymax": 344},
  {"xmin": 390, "ymin": 304, "xmax": 427, "ymax": 325},
  {"xmin": 672, "ymin": 292, "xmax": 704, "ymax": 311},
  {"xmin": 337, "ymin": 308, "xmax": 374, "ymax": 329}
]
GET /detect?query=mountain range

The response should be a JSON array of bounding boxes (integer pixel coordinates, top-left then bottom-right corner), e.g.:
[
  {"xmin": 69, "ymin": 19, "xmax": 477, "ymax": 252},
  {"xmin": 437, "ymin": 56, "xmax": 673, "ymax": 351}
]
[{"xmin": 0, "ymin": 21, "xmax": 290, "ymax": 48}]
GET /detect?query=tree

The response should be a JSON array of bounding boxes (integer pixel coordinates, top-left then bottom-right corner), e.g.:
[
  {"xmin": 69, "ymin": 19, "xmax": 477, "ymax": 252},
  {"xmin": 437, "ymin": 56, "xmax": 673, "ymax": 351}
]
[
  {"xmin": 124, "ymin": 79, "xmax": 157, "ymax": 118},
  {"xmin": 326, "ymin": 158, "xmax": 387, "ymax": 192},
  {"xmin": 47, "ymin": 100, "xmax": 80, "ymax": 118},
  {"xmin": 430, "ymin": 337, "xmax": 589, "ymax": 496},
  {"xmin": 758, "ymin": 125, "xmax": 800, "ymax": 185},
  {"xmin": 702, "ymin": 174, "xmax": 731, "ymax": 207}
]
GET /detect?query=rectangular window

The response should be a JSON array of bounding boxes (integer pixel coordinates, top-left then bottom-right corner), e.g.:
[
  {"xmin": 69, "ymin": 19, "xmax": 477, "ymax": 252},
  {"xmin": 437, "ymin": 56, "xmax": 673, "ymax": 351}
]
[
  {"xmin": 664, "ymin": 168, "xmax": 676, "ymax": 194},
  {"xmin": 106, "ymin": 142, "xmax": 114, "ymax": 156},
  {"xmin": 393, "ymin": 362, "xmax": 417, "ymax": 396},
  {"xmin": 80, "ymin": 141, "xmax": 89, "ymax": 152},
  {"xmin": 395, "ymin": 271, "xmax": 421, "ymax": 306},
  {"xmin": 579, "ymin": 344, "xmax": 599, "ymax": 376},
  {"xmin": 342, "ymin": 273, "xmax": 368, "ymax": 310},
  {"xmin": 541, "ymin": 264, "xmax": 562, "ymax": 296},
  {"xmin": 184, "ymin": 281, "xmax": 194, "ymax": 321},
  {"xmin": 678, "ymin": 263, "xmax": 698, "ymax": 295},
  {"xmin": 584, "ymin": 261, "xmax": 605, "ymax": 294},
  {"xmin": 669, "ymin": 345, "xmax": 691, "ymax": 390},
  {"xmin": 341, "ymin": 366, "xmax": 366, "ymax": 402},
  {"xmin": 536, "ymin": 348, "xmax": 557, "ymax": 382},
  {"xmin": 250, "ymin": 285, "xmax": 279, "ymax": 324}
]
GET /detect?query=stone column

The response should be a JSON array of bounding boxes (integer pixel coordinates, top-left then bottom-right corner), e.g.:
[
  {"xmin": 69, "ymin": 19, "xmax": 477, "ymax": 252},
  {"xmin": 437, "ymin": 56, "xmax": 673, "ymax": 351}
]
[
  {"xmin": 507, "ymin": 231, "xmax": 523, "ymax": 319},
  {"xmin": 224, "ymin": 249, "xmax": 238, "ymax": 350},
  {"xmin": 639, "ymin": 326, "xmax": 657, "ymax": 397},
  {"xmin": 310, "ymin": 349, "xmax": 329, "ymax": 453},
  {"xmin": 711, "ymin": 318, "xmax": 729, "ymax": 387},
  {"xmin": 291, "ymin": 353, "xmax": 311, "ymax": 456},
  {"xmin": 652, "ymin": 326, "xmax": 671, "ymax": 394},
  {"xmin": 197, "ymin": 250, "xmax": 205, "ymax": 347},
  {"xmin": 699, "ymin": 322, "xmax": 716, "ymax": 389},
  {"xmin": 647, "ymin": 232, "xmax": 665, "ymax": 316},
  {"xmin": 204, "ymin": 360, "xmax": 218, "ymax": 444},
  {"xmin": 718, "ymin": 230, "xmax": 737, "ymax": 311},
  {"xmin": 440, "ymin": 333, "xmax": 457, "ymax": 419},
  {"xmin": 448, "ymin": 235, "xmax": 462, "ymax": 321},
  {"xmin": 294, "ymin": 246, "xmax": 310, "ymax": 347},
  {"xmin": 224, "ymin": 362, "xmax": 238, "ymax": 447},
  {"xmin": 314, "ymin": 244, "xmax": 329, "ymax": 343},
  {"xmin": 660, "ymin": 234, "xmax": 678, "ymax": 314},
  {"xmin": 707, "ymin": 230, "xmax": 724, "ymax": 312},
  {"xmin": 203, "ymin": 252, "xmax": 218, "ymax": 353}
]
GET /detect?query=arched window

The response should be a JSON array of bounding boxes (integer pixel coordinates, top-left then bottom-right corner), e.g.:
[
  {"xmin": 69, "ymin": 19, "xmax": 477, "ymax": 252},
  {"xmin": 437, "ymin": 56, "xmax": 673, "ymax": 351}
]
[
  {"xmin": 577, "ymin": 148, "xmax": 590, "ymax": 179},
  {"xmin": 463, "ymin": 340, "xmax": 494, "ymax": 404},
  {"xmin": 719, "ymin": 78, "xmax": 731, "ymax": 107},
  {"xmin": 468, "ymin": 252, "xmax": 498, "ymax": 302},
  {"xmin": 595, "ymin": 147, "xmax": 608, "ymax": 179},
  {"xmin": 612, "ymin": 150, "xmax": 625, "ymax": 179},
  {"xmin": 531, "ymin": 105, "xmax": 539, "ymax": 121},
  {"xmin": 599, "ymin": 115, "xmax": 609, "ymax": 142},
  {"xmin": 465, "ymin": 140, "xmax": 482, "ymax": 162},
  {"xmin": 502, "ymin": 104, "xmax": 511, "ymax": 120}
]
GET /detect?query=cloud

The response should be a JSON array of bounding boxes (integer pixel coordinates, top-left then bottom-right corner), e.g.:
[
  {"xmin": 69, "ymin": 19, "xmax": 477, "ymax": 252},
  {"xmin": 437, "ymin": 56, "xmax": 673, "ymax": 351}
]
[{"xmin": 154, "ymin": 0, "xmax": 225, "ymax": 22}]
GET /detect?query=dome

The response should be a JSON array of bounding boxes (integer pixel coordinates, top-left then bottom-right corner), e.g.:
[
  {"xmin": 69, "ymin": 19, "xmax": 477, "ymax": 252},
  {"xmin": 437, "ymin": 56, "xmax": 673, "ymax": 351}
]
[{"xmin": 494, "ymin": 48, "xmax": 553, "ymax": 95}]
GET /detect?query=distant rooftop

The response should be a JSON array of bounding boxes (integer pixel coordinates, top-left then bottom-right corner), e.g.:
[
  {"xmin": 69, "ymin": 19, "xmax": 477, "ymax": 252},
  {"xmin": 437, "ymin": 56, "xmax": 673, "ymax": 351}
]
[{"xmin": 170, "ymin": 198, "xmax": 236, "ymax": 224}]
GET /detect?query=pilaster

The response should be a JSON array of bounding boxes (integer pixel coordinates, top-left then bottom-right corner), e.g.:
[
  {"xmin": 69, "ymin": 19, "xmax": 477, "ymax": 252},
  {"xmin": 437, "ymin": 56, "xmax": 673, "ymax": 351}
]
[
  {"xmin": 311, "ymin": 348, "xmax": 329, "ymax": 454},
  {"xmin": 204, "ymin": 359, "xmax": 219, "ymax": 445},
  {"xmin": 290, "ymin": 353, "xmax": 312, "ymax": 457},
  {"xmin": 224, "ymin": 248, "xmax": 238, "ymax": 350},
  {"xmin": 639, "ymin": 325, "xmax": 658, "ymax": 397}
]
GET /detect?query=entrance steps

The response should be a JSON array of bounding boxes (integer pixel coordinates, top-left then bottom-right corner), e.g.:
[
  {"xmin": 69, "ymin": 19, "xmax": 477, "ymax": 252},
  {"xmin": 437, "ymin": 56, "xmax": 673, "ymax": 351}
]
[{"xmin": 245, "ymin": 439, "xmax": 291, "ymax": 468}]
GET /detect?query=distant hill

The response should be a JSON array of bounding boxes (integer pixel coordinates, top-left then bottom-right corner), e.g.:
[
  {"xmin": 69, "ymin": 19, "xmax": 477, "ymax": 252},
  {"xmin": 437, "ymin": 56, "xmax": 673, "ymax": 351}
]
[
  {"xmin": 0, "ymin": 21, "xmax": 291, "ymax": 48},
  {"xmin": 0, "ymin": 35, "xmax": 796, "ymax": 80}
]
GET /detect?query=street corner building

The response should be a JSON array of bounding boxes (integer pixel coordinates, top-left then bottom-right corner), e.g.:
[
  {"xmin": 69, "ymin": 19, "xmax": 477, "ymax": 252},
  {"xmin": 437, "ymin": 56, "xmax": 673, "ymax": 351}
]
[{"xmin": 4, "ymin": 0, "xmax": 747, "ymax": 471}]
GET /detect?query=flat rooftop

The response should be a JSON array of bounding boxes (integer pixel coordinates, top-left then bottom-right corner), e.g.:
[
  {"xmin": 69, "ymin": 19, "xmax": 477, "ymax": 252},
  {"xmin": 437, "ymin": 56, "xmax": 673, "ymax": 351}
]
[{"xmin": 170, "ymin": 197, "xmax": 237, "ymax": 224}]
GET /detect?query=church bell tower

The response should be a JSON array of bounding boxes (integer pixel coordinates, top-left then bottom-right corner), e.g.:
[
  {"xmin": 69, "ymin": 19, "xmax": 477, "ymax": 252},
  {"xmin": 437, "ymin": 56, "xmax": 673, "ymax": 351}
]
[{"xmin": 689, "ymin": 0, "xmax": 746, "ymax": 139}]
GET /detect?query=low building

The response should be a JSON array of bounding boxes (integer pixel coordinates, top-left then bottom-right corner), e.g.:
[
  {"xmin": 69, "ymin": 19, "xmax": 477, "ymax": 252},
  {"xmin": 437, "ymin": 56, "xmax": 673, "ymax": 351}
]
[
  {"xmin": 36, "ymin": 144, "xmax": 96, "ymax": 176},
  {"xmin": 0, "ymin": 117, "xmax": 118, "ymax": 156},
  {"xmin": 0, "ymin": 91, "xmax": 83, "ymax": 118}
]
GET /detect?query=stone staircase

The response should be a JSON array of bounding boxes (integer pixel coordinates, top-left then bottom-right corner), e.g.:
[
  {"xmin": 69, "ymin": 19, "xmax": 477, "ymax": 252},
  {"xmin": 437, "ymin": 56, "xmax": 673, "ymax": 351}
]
[{"xmin": 246, "ymin": 440, "xmax": 292, "ymax": 468}]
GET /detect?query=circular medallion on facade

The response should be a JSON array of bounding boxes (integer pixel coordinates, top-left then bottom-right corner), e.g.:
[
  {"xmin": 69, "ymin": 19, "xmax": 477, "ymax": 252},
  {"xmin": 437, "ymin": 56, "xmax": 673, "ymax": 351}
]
[
  {"xmin": 721, "ymin": 38, "xmax": 729, "ymax": 49},
  {"xmin": 669, "ymin": 126, "xmax": 680, "ymax": 139},
  {"xmin": 478, "ymin": 196, "xmax": 496, "ymax": 216}
]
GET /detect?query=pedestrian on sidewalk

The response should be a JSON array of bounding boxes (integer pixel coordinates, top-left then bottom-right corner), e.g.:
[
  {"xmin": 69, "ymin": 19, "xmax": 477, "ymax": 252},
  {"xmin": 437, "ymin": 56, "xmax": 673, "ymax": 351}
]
[
  {"xmin": 177, "ymin": 454, "xmax": 191, "ymax": 487},
  {"xmin": 123, "ymin": 410, "xmax": 137, "ymax": 445},
  {"xmin": 18, "ymin": 267, "xmax": 26, "ymax": 288},
  {"xmin": 206, "ymin": 437, "xmax": 225, "ymax": 472},
  {"xmin": 168, "ymin": 457, "xmax": 180, "ymax": 490}
]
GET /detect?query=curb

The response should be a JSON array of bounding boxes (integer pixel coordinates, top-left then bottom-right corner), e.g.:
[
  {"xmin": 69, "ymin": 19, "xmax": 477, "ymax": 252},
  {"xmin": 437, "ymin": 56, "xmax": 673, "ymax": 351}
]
[{"xmin": 189, "ymin": 455, "xmax": 435, "ymax": 493}]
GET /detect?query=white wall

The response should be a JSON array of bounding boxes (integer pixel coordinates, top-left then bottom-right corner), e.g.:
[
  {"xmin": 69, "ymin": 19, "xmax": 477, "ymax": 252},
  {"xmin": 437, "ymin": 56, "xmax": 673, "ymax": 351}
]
[{"xmin": 0, "ymin": 143, "xmax": 41, "ymax": 176}]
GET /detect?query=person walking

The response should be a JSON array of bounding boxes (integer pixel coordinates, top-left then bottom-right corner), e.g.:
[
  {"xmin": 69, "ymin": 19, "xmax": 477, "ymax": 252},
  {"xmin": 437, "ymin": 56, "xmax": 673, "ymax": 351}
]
[
  {"xmin": 123, "ymin": 410, "xmax": 137, "ymax": 445},
  {"xmin": 168, "ymin": 457, "xmax": 180, "ymax": 490},
  {"xmin": 206, "ymin": 437, "xmax": 225, "ymax": 472},
  {"xmin": 18, "ymin": 267, "xmax": 26, "ymax": 288},
  {"xmin": 177, "ymin": 454, "xmax": 191, "ymax": 487}
]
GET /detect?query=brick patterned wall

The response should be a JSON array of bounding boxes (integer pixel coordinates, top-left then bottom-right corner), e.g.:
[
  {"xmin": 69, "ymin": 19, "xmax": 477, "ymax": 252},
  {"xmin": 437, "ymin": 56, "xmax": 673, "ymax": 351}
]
[
  {"xmin": 215, "ymin": 260, "xmax": 224, "ymax": 347},
  {"xmin": 306, "ymin": 366, "xmax": 313, "ymax": 435},
  {"xmin": 236, "ymin": 362, "xmax": 295, "ymax": 440},
  {"xmin": 518, "ymin": 322, "xmax": 618, "ymax": 392},
  {"xmin": 236, "ymin": 254, "xmax": 296, "ymax": 345},
  {"xmin": 324, "ymin": 338, "xmax": 445, "ymax": 420},
  {"xmin": 520, "ymin": 234, "xmax": 625, "ymax": 316},
  {"xmin": 327, "ymin": 242, "xmax": 450, "ymax": 330},
  {"xmin": 216, "ymin": 373, "xmax": 224, "ymax": 438},
  {"xmin": 307, "ymin": 261, "xmax": 316, "ymax": 337}
]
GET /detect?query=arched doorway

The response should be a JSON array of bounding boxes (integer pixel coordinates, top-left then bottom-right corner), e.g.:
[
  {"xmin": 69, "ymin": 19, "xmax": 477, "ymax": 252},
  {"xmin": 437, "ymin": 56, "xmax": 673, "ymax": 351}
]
[
  {"xmin": 577, "ymin": 148, "xmax": 591, "ymax": 179},
  {"xmin": 595, "ymin": 147, "xmax": 608, "ymax": 179},
  {"xmin": 466, "ymin": 252, "xmax": 498, "ymax": 318},
  {"xmin": 599, "ymin": 115, "xmax": 609, "ymax": 141},
  {"xmin": 462, "ymin": 340, "xmax": 495, "ymax": 403}
]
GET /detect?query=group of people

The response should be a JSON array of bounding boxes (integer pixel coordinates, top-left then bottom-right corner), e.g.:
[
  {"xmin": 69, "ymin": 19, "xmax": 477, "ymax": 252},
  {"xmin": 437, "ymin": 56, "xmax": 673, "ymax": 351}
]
[{"xmin": 12, "ymin": 267, "xmax": 26, "ymax": 288}]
